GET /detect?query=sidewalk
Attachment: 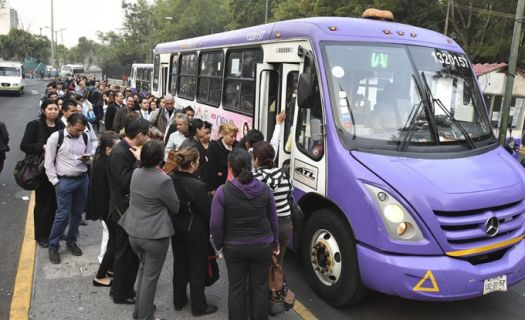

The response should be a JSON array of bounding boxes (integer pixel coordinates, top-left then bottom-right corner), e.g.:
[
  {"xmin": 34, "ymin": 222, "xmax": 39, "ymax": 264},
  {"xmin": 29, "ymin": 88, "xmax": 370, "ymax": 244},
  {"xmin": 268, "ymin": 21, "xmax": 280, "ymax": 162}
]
[{"xmin": 28, "ymin": 221, "xmax": 303, "ymax": 320}]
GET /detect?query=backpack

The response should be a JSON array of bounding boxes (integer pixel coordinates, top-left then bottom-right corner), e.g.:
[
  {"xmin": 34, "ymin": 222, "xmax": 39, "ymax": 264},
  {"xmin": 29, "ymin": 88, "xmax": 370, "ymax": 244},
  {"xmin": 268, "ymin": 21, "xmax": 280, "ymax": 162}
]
[{"xmin": 56, "ymin": 129, "xmax": 88, "ymax": 161}]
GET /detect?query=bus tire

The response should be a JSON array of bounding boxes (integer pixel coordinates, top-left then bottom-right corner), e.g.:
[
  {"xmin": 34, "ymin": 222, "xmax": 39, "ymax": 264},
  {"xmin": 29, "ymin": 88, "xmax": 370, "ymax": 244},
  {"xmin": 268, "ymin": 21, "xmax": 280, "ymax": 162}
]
[{"xmin": 301, "ymin": 209, "xmax": 367, "ymax": 306}]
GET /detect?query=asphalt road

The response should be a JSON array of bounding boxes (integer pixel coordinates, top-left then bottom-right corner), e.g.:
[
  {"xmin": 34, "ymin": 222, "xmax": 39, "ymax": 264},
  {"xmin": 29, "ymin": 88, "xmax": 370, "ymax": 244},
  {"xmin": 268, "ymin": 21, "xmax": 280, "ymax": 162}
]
[
  {"xmin": 0, "ymin": 79, "xmax": 42, "ymax": 320},
  {"xmin": 2, "ymin": 80, "xmax": 525, "ymax": 320}
]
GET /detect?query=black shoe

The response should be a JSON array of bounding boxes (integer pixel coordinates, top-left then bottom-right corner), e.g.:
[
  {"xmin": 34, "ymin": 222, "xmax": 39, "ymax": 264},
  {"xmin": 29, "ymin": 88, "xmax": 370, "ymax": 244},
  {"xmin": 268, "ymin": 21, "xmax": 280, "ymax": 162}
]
[
  {"xmin": 79, "ymin": 220, "xmax": 88, "ymax": 226},
  {"xmin": 37, "ymin": 240, "xmax": 49, "ymax": 248},
  {"xmin": 113, "ymin": 297, "xmax": 136, "ymax": 305},
  {"xmin": 93, "ymin": 279, "xmax": 112, "ymax": 287},
  {"xmin": 174, "ymin": 298, "xmax": 187, "ymax": 311},
  {"xmin": 49, "ymin": 248, "xmax": 60, "ymax": 264},
  {"xmin": 192, "ymin": 304, "xmax": 218, "ymax": 317},
  {"xmin": 67, "ymin": 243, "xmax": 83, "ymax": 256}
]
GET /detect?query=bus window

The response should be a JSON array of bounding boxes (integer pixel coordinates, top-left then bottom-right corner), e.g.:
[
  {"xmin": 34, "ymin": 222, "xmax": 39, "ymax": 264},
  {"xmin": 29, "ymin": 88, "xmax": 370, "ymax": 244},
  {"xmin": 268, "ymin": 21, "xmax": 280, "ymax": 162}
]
[
  {"xmin": 153, "ymin": 54, "xmax": 160, "ymax": 92},
  {"xmin": 223, "ymin": 48, "xmax": 263, "ymax": 115},
  {"xmin": 296, "ymin": 72, "xmax": 324, "ymax": 159},
  {"xmin": 169, "ymin": 54, "xmax": 178, "ymax": 95},
  {"xmin": 178, "ymin": 52, "xmax": 198, "ymax": 100},
  {"xmin": 197, "ymin": 50, "xmax": 224, "ymax": 106}
]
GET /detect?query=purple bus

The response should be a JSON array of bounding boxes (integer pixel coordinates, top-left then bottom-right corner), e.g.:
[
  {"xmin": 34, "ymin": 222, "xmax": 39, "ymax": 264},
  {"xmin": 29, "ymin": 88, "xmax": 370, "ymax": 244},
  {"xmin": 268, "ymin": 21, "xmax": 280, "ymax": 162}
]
[{"xmin": 152, "ymin": 10, "xmax": 525, "ymax": 306}]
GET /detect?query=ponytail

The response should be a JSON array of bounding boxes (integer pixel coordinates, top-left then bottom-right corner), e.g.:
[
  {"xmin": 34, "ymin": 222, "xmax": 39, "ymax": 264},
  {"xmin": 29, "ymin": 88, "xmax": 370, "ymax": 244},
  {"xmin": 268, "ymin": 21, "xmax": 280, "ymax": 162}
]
[
  {"xmin": 238, "ymin": 168, "xmax": 253, "ymax": 184},
  {"xmin": 228, "ymin": 148, "xmax": 253, "ymax": 184}
]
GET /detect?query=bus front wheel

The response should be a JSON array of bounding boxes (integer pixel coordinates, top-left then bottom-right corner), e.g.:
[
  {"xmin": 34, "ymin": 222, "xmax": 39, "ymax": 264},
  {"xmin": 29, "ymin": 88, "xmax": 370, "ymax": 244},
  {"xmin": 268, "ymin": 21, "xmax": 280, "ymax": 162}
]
[{"xmin": 301, "ymin": 209, "xmax": 367, "ymax": 306}]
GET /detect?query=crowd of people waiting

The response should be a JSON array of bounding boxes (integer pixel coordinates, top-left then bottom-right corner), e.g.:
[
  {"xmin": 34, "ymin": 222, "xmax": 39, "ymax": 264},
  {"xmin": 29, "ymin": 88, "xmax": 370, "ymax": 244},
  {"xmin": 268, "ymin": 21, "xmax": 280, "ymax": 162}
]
[{"xmin": 18, "ymin": 74, "xmax": 297, "ymax": 320}]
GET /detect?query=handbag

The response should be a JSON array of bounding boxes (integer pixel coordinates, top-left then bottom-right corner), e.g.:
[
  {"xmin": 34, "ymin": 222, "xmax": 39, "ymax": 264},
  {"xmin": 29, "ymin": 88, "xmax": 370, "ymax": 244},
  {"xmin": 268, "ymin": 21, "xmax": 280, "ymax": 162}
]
[
  {"xmin": 205, "ymin": 240, "xmax": 219, "ymax": 287},
  {"xmin": 287, "ymin": 194, "xmax": 304, "ymax": 227},
  {"xmin": 14, "ymin": 153, "xmax": 45, "ymax": 190}
]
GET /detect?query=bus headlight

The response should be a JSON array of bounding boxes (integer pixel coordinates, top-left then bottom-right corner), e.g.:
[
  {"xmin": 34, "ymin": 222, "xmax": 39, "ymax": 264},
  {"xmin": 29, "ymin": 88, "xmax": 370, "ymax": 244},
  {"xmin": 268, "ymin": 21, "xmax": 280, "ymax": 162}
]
[{"xmin": 364, "ymin": 184, "xmax": 424, "ymax": 241}]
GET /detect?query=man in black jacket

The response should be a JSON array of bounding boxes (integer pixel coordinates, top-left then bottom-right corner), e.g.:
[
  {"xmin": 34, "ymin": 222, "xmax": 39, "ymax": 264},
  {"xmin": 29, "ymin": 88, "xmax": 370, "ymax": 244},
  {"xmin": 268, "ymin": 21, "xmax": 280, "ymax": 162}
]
[
  {"xmin": 104, "ymin": 91, "xmax": 124, "ymax": 132},
  {"xmin": 107, "ymin": 118, "xmax": 150, "ymax": 304},
  {"xmin": 0, "ymin": 121, "xmax": 9, "ymax": 175}
]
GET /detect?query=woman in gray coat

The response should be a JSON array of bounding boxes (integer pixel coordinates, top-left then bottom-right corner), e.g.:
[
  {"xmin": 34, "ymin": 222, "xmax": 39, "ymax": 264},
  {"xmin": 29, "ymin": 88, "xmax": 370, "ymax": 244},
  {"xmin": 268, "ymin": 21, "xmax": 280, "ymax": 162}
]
[{"xmin": 119, "ymin": 140, "xmax": 179, "ymax": 320}]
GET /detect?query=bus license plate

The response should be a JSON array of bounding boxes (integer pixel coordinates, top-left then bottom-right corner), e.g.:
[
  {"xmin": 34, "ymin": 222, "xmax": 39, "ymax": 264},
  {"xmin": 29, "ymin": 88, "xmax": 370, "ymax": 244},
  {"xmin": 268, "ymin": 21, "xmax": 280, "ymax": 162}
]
[{"xmin": 483, "ymin": 275, "xmax": 507, "ymax": 295}]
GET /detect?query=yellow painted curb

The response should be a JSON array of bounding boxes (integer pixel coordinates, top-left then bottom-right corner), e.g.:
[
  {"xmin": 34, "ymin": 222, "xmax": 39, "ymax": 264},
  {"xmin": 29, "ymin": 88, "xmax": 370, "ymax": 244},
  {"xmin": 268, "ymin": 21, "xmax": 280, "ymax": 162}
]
[
  {"xmin": 9, "ymin": 191, "xmax": 36, "ymax": 320},
  {"xmin": 294, "ymin": 299, "xmax": 318, "ymax": 320}
]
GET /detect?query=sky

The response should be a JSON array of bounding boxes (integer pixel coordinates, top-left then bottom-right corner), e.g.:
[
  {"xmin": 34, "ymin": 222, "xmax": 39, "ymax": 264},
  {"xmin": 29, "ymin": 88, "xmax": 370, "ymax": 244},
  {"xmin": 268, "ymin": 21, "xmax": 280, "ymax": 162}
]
[{"xmin": 10, "ymin": 0, "xmax": 127, "ymax": 48}]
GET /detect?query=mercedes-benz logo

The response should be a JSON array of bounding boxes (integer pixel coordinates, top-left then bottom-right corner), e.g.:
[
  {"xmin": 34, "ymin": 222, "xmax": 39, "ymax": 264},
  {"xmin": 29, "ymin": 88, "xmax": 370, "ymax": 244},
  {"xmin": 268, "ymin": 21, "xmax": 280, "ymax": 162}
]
[{"xmin": 485, "ymin": 217, "xmax": 500, "ymax": 237}]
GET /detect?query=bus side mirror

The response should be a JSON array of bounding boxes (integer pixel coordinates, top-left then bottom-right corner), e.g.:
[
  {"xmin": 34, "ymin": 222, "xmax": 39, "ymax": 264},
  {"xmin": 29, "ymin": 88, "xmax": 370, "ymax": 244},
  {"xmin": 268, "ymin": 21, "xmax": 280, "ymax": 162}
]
[{"xmin": 297, "ymin": 73, "xmax": 316, "ymax": 109}]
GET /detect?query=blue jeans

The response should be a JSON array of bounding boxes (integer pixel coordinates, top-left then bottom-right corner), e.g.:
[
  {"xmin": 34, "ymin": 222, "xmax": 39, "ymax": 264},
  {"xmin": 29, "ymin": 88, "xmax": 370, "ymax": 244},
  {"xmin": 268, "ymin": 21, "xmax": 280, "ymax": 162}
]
[{"xmin": 48, "ymin": 175, "xmax": 89, "ymax": 249}]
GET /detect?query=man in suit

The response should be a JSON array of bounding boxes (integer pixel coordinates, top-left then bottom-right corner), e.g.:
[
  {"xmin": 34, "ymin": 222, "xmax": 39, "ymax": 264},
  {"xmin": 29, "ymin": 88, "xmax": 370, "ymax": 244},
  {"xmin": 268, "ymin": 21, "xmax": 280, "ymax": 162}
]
[
  {"xmin": 138, "ymin": 97, "xmax": 151, "ymax": 121},
  {"xmin": 107, "ymin": 118, "xmax": 150, "ymax": 304}
]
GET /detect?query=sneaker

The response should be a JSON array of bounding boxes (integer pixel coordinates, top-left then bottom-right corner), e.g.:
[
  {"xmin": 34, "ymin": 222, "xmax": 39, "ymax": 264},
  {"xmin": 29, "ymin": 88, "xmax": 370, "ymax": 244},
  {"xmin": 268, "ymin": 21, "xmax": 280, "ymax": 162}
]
[
  {"xmin": 67, "ymin": 243, "xmax": 83, "ymax": 256},
  {"xmin": 49, "ymin": 248, "xmax": 61, "ymax": 264}
]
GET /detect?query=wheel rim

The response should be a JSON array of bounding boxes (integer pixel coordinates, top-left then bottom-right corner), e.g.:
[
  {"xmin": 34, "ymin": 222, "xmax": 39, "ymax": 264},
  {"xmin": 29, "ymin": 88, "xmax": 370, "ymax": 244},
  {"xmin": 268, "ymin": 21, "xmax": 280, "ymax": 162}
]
[{"xmin": 309, "ymin": 228, "xmax": 342, "ymax": 286}]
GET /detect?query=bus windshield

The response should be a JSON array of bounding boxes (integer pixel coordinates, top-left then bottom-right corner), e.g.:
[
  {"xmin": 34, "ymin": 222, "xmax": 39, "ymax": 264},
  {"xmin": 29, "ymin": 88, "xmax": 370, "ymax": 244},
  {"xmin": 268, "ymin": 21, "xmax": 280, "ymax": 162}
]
[
  {"xmin": 323, "ymin": 43, "xmax": 493, "ymax": 151},
  {"xmin": 0, "ymin": 66, "xmax": 21, "ymax": 77}
]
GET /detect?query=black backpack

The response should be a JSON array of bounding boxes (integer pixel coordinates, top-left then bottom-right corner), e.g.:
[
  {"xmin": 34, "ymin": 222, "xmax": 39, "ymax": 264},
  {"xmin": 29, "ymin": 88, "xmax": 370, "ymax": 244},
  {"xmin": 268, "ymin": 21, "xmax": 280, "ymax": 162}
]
[{"xmin": 55, "ymin": 129, "xmax": 88, "ymax": 160}]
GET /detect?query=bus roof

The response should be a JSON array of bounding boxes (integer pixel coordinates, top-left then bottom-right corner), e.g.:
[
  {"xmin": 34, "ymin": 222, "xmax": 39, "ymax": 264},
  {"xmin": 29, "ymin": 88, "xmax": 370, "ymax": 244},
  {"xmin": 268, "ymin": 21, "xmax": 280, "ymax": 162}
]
[
  {"xmin": 0, "ymin": 61, "xmax": 23, "ymax": 67},
  {"xmin": 131, "ymin": 63, "xmax": 153, "ymax": 68},
  {"xmin": 154, "ymin": 16, "xmax": 461, "ymax": 54}
]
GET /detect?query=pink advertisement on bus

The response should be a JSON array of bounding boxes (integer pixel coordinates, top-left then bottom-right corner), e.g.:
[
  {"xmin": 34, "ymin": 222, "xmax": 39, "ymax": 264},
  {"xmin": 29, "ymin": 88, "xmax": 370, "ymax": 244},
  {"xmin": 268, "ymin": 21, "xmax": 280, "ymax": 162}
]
[{"xmin": 194, "ymin": 103, "xmax": 253, "ymax": 139}]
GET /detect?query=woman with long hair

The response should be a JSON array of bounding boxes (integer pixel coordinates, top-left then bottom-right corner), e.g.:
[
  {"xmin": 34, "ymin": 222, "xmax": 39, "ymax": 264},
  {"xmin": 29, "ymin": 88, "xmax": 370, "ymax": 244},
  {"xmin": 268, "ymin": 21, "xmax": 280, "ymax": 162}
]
[
  {"xmin": 210, "ymin": 148, "xmax": 279, "ymax": 320},
  {"xmin": 170, "ymin": 147, "xmax": 218, "ymax": 316},
  {"xmin": 20, "ymin": 99, "xmax": 65, "ymax": 248},
  {"xmin": 87, "ymin": 131, "xmax": 120, "ymax": 287},
  {"xmin": 180, "ymin": 118, "xmax": 207, "ymax": 178},
  {"xmin": 252, "ymin": 141, "xmax": 295, "ymax": 312}
]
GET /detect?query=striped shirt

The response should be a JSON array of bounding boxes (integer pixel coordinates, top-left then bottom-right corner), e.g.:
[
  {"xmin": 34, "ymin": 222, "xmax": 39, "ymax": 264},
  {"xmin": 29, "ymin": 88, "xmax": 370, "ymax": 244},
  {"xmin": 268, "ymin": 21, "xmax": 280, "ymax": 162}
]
[{"xmin": 253, "ymin": 167, "xmax": 293, "ymax": 218}]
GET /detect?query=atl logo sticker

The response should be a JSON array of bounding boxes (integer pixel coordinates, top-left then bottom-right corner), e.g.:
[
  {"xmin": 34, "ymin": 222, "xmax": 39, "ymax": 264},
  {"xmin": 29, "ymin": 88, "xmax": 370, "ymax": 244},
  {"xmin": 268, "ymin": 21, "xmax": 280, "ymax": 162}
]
[{"xmin": 293, "ymin": 159, "xmax": 318, "ymax": 190}]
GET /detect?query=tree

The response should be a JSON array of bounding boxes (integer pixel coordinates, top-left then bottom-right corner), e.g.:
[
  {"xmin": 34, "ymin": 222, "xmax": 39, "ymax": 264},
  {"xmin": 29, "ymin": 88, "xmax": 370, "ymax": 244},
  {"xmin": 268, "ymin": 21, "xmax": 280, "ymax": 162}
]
[
  {"xmin": 446, "ymin": 0, "xmax": 521, "ymax": 64},
  {"xmin": 225, "ymin": 0, "xmax": 267, "ymax": 30},
  {"xmin": 0, "ymin": 29, "xmax": 50, "ymax": 62}
]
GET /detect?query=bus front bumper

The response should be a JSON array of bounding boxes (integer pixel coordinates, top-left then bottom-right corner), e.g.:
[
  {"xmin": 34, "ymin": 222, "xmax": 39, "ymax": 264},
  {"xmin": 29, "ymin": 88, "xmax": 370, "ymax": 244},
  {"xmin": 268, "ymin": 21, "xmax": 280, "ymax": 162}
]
[{"xmin": 357, "ymin": 239, "xmax": 525, "ymax": 301}]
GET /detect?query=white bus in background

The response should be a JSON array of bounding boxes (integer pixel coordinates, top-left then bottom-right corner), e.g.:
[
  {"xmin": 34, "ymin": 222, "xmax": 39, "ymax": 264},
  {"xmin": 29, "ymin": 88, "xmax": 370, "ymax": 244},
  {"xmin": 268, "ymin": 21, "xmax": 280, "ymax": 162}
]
[
  {"xmin": 129, "ymin": 63, "xmax": 153, "ymax": 93},
  {"xmin": 60, "ymin": 64, "xmax": 85, "ymax": 77},
  {"xmin": 0, "ymin": 61, "xmax": 24, "ymax": 96}
]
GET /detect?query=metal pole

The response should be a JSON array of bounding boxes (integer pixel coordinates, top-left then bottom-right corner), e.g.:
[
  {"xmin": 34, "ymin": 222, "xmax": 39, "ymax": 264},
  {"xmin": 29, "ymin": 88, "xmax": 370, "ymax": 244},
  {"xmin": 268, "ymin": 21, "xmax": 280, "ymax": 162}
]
[
  {"xmin": 265, "ymin": 0, "xmax": 269, "ymax": 23},
  {"xmin": 498, "ymin": 0, "xmax": 525, "ymax": 145},
  {"xmin": 50, "ymin": 0, "xmax": 55, "ymax": 67},
  {"xmin": 444, "ymin": 0, "xmax": 451, "ymax": 35},
  {"xmin": 60, "ymin": 29, "xmax": 65, "ymax": 65}
]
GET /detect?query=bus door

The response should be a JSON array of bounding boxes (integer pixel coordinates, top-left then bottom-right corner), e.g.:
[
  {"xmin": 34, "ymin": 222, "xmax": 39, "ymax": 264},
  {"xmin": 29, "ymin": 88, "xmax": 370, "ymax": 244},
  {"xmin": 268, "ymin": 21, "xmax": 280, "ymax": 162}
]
[
  {"xmin": 161, "ymin": 64, "xmax": 169, "ymax": 96},
  {"xmin": 255, "ymin": 63, "xmax": 300, "ymax": 166},
  {"xmin": 289, "ymin": 67, "xmax": 326, "ymax": 197}
]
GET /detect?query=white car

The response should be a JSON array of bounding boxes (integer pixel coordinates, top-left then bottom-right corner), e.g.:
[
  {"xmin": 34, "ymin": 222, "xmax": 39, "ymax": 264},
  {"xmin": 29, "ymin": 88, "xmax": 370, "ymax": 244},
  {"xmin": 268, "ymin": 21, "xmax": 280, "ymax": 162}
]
[{"xmin": 0, "ymin": 61, "xmax": 24, "ymax": 96}]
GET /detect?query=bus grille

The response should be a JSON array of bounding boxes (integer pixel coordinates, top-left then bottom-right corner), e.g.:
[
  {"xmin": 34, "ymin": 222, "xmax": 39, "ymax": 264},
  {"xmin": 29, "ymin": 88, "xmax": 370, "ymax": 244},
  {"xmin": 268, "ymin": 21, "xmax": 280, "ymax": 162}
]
[{"xmin": 434, "ymin": 200, "xmax": 525, "ymax": 255}]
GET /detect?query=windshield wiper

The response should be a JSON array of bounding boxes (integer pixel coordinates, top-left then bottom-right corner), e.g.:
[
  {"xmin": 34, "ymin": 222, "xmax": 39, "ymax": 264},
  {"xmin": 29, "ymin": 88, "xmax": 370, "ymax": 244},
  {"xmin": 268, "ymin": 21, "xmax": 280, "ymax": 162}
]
[
  {"xmin": 420, "ymin": 72, "xmax": 476, "ymax": 149},
  {"xmin": 397, "ymin": 100, "xmax": 425, "ymax": 152}
]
